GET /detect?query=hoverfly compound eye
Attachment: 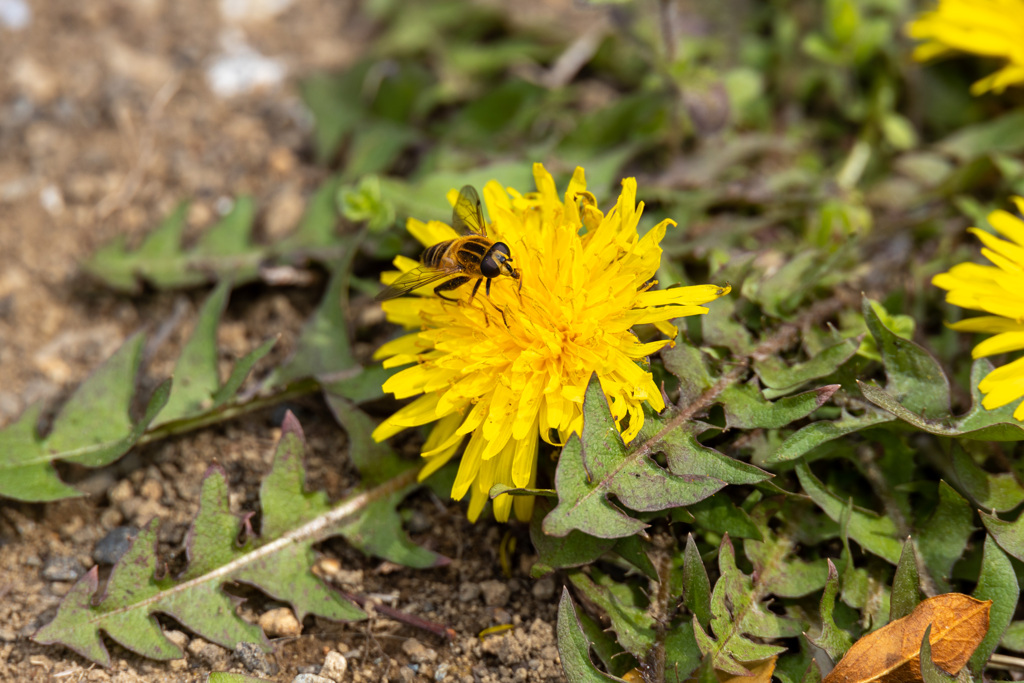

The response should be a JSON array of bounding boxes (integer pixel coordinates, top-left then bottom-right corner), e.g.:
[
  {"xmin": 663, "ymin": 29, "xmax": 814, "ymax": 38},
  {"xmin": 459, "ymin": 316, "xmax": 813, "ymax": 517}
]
[{"xmin": 480, "ymin": 259, "xmax": 501, "ymax": 278}]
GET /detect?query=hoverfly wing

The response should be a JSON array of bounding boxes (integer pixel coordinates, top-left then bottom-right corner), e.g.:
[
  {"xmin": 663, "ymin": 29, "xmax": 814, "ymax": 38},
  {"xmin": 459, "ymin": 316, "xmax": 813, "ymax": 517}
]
[
  {"xmin": 375, "ymin": 267, "xmax": 456, "ymax": 301},
  {"xmin": 451, "ymin": 185, "xmax": 486, "ymax": 236}
]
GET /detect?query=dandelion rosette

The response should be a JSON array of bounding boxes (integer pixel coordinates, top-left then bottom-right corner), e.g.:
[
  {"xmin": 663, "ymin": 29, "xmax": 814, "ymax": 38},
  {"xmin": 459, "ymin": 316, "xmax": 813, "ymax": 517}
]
[
  {"xmin": 372, "ymin": 163, "xmax": 730, "ymax": 522},
  {"xmin": 933, "ymin": 197, "xmax": 1024, "ymax": 419},
  {"xmin": 907, "ymin": 0, "xmax": 1024, "ymax": 95}
]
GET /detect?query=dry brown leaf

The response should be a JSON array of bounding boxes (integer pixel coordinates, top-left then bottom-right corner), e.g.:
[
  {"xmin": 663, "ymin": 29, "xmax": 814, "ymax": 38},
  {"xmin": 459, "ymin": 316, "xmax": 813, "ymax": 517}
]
[
  {"xmin": 677, "ymin": 656, "xmax": 777, "ymax": 683},
  {"xmin": 717, "ymin": 656, "xmax": 777, "ymax": 683},
  {"xmin": 823, "ymin": 594, "xmax": 991, "ymax": 683}
]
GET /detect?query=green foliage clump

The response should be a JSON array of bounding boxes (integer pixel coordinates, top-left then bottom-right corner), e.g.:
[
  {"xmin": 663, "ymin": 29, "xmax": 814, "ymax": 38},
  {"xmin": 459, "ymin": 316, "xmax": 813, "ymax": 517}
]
[{"xmin": 6, "ymin": 1, "xmax": 1024, "ymax": 680}]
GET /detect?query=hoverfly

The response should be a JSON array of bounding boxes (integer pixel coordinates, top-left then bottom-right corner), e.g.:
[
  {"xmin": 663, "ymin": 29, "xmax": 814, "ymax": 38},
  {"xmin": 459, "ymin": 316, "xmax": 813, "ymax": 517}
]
[{"xmin": 376, "ymin": 186, "xmax": 521, "ymax": 302}]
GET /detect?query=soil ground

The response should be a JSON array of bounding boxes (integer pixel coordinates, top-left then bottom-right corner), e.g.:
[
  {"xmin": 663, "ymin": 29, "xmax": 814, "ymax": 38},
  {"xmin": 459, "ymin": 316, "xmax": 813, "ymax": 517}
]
[{"xmin": 0, "ymin": 1, "xmax": 580, "ymax": 681}]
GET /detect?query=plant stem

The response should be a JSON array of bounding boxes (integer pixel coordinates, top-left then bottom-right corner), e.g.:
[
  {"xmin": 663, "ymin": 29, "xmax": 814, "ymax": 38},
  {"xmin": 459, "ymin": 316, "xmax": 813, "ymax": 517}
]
[{"xmin": 137, "ymin": 379, "xmax": 322, "ymax": 447}]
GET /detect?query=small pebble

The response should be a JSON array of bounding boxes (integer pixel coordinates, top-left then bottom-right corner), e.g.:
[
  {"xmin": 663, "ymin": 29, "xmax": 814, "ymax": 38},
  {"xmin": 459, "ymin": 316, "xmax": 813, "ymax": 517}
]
[
  {"xmin": 49, "ymin": 581, "xmax": 72, "ymax": 596},
  {"xmin": 187, "ymin": 638, "xmax": 232, "ymax": 669},
  {"xmin": 292, "ymin": 674, "xmax": 333, "ymax": 683},
  {"xmin": 235, "ymin": 641, "xmax": 274, "ymax": 675},
  {"xmin": 479, "ymin": 579, "xmax": 511, "ymax": 607},
  {"xmin": 99, "ymin": 508, "xmax": 123, "ymax": 530},
  {"xmin": 401, "ymin": 638, "xmax": 437, "ymax": 663},
  {"xmin": 259, "ymin": 606, "xmax": 302, "ymax": 637},
  {"xmin": 320, "ymin": 650, "xmax": 348, "ymax": 682},
  {"xmin": 93, "ymin": 526, "xmax": 139, "ymax": 565},
  {"xmin": 139, "ymin": 478, "xmax": 163, "ymax": 501},
  {"xmin": 164, "ymin": 629, "xmax": 189, "ymax": 651},
  {"xmin": 107, "ymin": 480, "xmax": 134, "ymax": 506},
  {"xmin": 42, "ymin": 555, "xmax": 84, "ymax": 582},
  {"xmin": 457, "ymin": 581, "xmax": 480, "ymax": 603},
  {"xmin": 531, "ymin": 577, "xmax": 556, "ymax": 601},
  {"xmin": 315, "ymin": 557, "xmax": 341, "ymax": 576}
]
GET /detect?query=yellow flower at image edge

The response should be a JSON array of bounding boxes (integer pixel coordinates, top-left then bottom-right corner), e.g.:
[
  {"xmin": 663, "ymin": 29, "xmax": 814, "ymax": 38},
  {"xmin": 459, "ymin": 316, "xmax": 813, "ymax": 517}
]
[
  {"xmin": 933, "ymin": 197, "xmax": 1024, "ymax": 419},
  {"xmin": 907, "ymin": 0, "xmax": 1024, "ymax": 95},
  {"xmin": 371, "ymin": 163, "xmax": 730, "ymax": 522}
]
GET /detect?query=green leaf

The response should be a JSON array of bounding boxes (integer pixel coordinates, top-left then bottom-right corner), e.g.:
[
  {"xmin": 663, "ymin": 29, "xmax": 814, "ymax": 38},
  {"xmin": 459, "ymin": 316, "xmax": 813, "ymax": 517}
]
[
  {"xmin": 0, "ymin": 284, "xmax": 285, "ymax": 503},
  {"xmin": 325, "ymin": 398, "xmax": 449, "ymax": 568},
  {"xmin": 544, "ymin": 374, "xmax": 726, "ymax": 539},
  {"xmin": 743, "ymin": 508, "xmax": 827, "ymax": 599},
  {"xmin": 919, "ymin": 624, "xmax": 958, "ymax": 683},
  {"xmin": 208, "ymin": 674, "xmax": 273, "ymax": 683},
  {"xmin": 969, "ymin": 535, "xmax": 1018, "ymax": 676},
  {"xmin": 0, "ymin": 336, "xmax": 171, "ymax": 501},
  {"xmin": 158, "ymin": 283, "xmax": 236, "ymax": 424},
  {"xmin": 269, "ymin": 254, "xmax": 359, "ymax": 386},
  {"xmin": 47, "ymin": 334, "xmax": 146, "ymax": 463},
  {"xmin": 767, "ymin": 408, "xmax": 894, "ymax": 464},
  {"xmin": 701, "ymin": 297, "xmax": 755, "ymax": 355},
  {"xmin": 664, "ymin": 622, "xmax": 704, "ymax": 683},
  {"xmin": 568, "ymin": 569, "xmax": 656, "ymax": 658},
  {"xmin": 85, "ymin": 199, "xmax": 264, "ymax": 292},
  {"xmin": 776, "ymin": 648, "xmax": 821, "ymax": 683},
  {"xmin": 556, "ymin": 588, "xmax": 620, "ymax": 682},
  {"xmin": 719, "ymin": 383, "xmax": 839, "ymax": 429},
  {"xmin": 752, "ymin": 338, "xmax": 859, "ymax": 393},
  {"xmin": 299, "ymin": 64, "xmax": 372, "ymax": 163},
  {"xmin": 343, "ymin": 122, "xmax": 418, "ymax": 181},
  {"xmin": 859, "ymin": 361, "xmax": 1024, "ymax": 440},
  {"xmin": 936, "ymin": 109, "xmax": 1024, "ymax": 162},
  {"xmin": 951, "ymin": 444, "xmax": 1024, "ymax": 511},
  {"xmin": 149, "ymin": 282, "xmax": 275, "ymax": 428},
  {"xmin": 321, "ymin": 363, "xmax": 394, "ymax": 405},
  {"xmin": 889, "ymin": 539, "xmax": 921, "ymax": 621},
  {"xmin": 279, "ymin": 176, "xmax": 346, "ymax": 251},
  {"xmin": 682, "ymin": 534, "xmax": 712, "ymax": 632},
  {"xmin": 1001, "ymin": 621, "xmax": 1024, "ymax": 653},
  {"xmin": 33, "ymin": 412, "xmax": 448, "ymax": 665},
  {"xmin": 692, "ymin": 535, "xmax": 796, "ymax": 675},
  {"xmin": 806, "ymin": 560, "xmax": 853, "ymax": 662},
  {"xmin": 857, "ymin": 303, "xmax": 914, "ymax": 362},
  {"xmin": 689, "ymin": 496, "xmax": 762, "ymax": 541},
  {"xmin": 836, "ymin": 511, "xmax": 891, "ymax": 624},
  {"xmin": 87, "ymin": 179, "xmax": 355, "ymax": 293},
  {"xmin": 917, "ymin": 482, "xmax": 973, "ymax": 592},
  {"xmin": 796, "ymin": 463, "xmax": 901, "ymax": 563},
  {"xmin": 209, "ymin": 338, "xmax": 278, "ymax": 408},
  {"xmin": 85, "ymin": 203, "xmax": 192, "ymax": 292},
  {"xmin": 337, "ymin": 175, "xmax": 397, "ymax": 233},
  {"xmin": 662, "ymin": 343, "xmax": 714, "ymax": 406},
  {"xmin": 980, "ymin": 510, "xmax": 1024, "ymax": 563},
  {"xmin": 639, "ymin": 416, "xmax": 773, "ymax": 486},
  {"xmin": 862, "ymin": 297, "xmax": 950, "ymax": 419},
  {"xmin": 612, "ymin": 535, "xmax": 658, "ymax": 581},
  {"xmin": 576, "ymin": 608, "xmax": 636, "ymax": 678},
  {"xmin": 0, "ymin": 405, "xmax": 80, "ymax": 501}
]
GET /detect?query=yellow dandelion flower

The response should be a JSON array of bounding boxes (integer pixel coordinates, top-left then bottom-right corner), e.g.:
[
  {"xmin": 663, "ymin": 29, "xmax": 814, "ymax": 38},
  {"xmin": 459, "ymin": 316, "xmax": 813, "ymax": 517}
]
[
  {"xmin": 906, "ymin": 0, "xmax": 1024, "ymax": 95},
  {"xmin": 933, "ymin": 197, "xmax": 1024, "ymax": 419},
  {"xmin": 371, "ymin": 163, "xmax": 731, "ymax": 522}
]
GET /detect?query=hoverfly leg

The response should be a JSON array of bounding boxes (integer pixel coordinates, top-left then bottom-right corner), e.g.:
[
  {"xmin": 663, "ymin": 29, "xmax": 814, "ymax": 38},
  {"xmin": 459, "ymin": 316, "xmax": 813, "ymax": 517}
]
[
  {"xmin": 434, "ymin": 276, "xmax": 471, "ymax": 302},
  {"xmin": 467, "ymin": 277, "xmax": 484, "ymax": 304}
]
